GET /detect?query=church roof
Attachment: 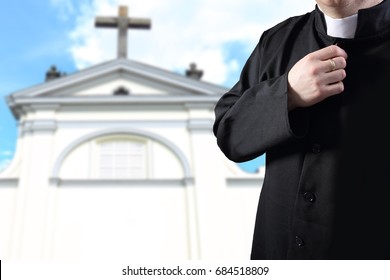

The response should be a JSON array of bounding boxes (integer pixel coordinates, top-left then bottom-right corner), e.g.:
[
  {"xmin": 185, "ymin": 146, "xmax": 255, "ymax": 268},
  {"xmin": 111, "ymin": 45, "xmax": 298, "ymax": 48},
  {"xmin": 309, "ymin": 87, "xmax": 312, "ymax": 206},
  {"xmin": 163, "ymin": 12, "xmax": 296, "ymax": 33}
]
[{"xmin": 6, "ymin": 58, "xmax": 228, "ymax": 119}]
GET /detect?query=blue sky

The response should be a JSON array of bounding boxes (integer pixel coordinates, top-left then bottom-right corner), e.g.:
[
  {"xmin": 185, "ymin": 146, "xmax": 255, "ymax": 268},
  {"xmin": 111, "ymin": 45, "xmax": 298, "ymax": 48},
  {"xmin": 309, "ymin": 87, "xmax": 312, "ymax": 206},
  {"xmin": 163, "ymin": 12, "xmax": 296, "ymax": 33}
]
[{"xmin": 0, "ymin": 0, "xmax": 314, "ymax": 173}]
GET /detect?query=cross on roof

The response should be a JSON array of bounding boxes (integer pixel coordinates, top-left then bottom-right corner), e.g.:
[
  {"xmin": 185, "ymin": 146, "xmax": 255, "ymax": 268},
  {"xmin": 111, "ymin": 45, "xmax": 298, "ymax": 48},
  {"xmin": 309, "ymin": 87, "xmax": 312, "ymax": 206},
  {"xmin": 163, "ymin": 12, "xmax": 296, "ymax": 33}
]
[{"xmin": 95, "ymin": 6, "xmax": 151, "ymax": 59}]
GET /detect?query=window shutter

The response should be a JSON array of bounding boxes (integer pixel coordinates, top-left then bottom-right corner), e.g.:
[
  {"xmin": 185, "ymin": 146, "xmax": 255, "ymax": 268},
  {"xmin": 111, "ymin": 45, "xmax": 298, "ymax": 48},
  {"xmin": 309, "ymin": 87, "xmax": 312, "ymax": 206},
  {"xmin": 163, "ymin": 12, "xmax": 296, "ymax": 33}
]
[{"xmin": 99, "ymin": 140, "xmax": 146, "ymax": 179}]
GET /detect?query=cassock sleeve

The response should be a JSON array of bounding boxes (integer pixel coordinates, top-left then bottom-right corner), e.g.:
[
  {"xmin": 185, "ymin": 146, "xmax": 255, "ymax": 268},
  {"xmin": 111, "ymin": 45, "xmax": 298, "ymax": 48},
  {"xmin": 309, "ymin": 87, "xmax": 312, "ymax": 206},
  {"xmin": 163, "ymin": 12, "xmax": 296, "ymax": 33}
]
[{"xmin": 213, "ymin": 34, "xmax": 309, "ymax": 162}]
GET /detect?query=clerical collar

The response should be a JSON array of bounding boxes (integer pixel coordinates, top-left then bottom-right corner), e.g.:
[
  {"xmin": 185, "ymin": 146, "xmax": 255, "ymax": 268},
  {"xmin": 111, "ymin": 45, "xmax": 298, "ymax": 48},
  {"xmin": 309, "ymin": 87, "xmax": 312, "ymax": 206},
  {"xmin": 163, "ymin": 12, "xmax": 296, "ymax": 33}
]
[
  {"xmin": 319, "ymin": 6, "xmax": 358, "ymax": 39},
  {"xmin": 315, "ymin": 1, "xmax": 390, "ymax": 39}
]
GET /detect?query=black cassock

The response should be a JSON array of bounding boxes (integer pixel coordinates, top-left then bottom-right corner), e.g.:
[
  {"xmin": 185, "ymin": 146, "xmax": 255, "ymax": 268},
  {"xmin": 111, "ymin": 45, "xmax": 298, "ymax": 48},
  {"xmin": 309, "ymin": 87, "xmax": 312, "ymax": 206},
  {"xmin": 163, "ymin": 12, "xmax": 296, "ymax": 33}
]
[{"xmin": 213, "ymin": 1, "xmax": 390, "ymax": 259}]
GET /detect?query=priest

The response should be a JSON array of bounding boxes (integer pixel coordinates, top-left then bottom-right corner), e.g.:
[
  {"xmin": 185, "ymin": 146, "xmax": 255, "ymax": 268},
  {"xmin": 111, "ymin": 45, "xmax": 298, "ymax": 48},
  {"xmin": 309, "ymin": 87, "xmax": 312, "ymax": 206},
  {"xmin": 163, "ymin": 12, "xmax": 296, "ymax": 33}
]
[{"xmin": 213, "ymin": 0, "xmax": 390, "ymax": 259}]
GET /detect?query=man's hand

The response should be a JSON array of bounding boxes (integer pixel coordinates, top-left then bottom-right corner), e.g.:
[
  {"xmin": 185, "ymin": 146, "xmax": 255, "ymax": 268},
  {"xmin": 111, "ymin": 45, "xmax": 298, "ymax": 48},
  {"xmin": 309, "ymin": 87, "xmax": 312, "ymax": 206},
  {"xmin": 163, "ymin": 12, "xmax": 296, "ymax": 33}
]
[{"xmin": 287, "ymin": 45, "xmax": 348, "ymax": 111}]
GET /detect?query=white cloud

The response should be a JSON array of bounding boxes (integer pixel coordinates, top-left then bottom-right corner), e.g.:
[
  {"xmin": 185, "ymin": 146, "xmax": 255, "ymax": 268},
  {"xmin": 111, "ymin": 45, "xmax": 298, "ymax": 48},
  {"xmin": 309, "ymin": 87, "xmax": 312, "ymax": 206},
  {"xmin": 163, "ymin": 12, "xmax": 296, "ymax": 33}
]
[
  {"xmin": 60, "ymin": 0, "xmax": 315, "ymax": 85},
  {"xmin": 50, "ymin": 0, "xmax": 76, "ymax": 21}
]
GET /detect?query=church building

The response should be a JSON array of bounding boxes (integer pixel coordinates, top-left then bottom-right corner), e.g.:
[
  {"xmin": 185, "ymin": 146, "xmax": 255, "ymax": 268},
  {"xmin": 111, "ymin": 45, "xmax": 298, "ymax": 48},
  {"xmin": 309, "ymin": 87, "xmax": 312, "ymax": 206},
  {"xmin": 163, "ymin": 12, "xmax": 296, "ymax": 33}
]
[{"xmin": 0, "ymin": 6, "xmax": 263, "ymax": 260}]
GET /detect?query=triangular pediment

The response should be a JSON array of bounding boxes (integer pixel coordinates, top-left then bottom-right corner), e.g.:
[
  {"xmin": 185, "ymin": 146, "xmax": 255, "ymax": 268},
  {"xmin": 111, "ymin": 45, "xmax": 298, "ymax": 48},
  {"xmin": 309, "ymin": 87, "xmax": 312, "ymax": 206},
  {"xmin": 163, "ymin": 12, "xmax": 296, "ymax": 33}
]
[{"xmin": 9, "ymin": 59, "xmax": 228, "ymax": 99}]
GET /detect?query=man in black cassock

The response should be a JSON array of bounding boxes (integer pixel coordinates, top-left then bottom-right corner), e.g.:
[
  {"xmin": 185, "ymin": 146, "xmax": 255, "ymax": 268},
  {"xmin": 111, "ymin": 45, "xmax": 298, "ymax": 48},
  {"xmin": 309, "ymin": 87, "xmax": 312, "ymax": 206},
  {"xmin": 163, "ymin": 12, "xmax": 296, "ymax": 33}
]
[{"xmin": 213, "ymin": 0, "xmax": 390, "ymax": 259}]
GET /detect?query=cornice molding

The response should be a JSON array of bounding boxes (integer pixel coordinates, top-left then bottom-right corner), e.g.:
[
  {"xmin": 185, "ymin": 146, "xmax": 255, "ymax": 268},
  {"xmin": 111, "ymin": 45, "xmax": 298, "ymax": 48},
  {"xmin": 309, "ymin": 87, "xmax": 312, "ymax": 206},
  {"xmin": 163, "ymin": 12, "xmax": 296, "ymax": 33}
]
[
  {"xmin": 8, "ymin": 59, "xmax": 228, "ymax": 99},
  {"xmin": 50, "ymin": 178, "xmax": 194, "ymax": 187}
]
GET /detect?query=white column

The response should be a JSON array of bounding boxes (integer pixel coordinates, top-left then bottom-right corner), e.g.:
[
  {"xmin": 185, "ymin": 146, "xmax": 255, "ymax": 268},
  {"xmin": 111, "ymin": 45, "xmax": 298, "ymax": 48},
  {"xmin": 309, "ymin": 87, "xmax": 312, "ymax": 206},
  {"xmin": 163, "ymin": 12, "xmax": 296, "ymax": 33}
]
[
  {"xmin": 183, "ymin": 178, "xmax": 201, "ymax": 259},
  {"xmin": 10, "ymin": 107, "xmax": 57, "ymax": 259},
  {"xmin": 186, "ymin": 104, "xmax": 226, "ymax": 259}
]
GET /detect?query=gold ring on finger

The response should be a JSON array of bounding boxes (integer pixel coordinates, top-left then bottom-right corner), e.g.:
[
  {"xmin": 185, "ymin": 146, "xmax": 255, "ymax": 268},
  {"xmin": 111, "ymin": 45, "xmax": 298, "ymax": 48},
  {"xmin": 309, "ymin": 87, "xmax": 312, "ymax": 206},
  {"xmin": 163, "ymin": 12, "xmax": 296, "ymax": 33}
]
[{"xmin": 329, "ymin": 59, "xmax": 336, "ymax": 71}]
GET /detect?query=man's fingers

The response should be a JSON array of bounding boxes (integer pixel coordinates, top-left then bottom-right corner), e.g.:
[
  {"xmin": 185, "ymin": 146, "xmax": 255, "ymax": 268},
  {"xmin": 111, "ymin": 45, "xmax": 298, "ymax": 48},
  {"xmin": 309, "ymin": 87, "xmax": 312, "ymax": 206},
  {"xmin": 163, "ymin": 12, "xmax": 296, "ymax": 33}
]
[
  {"xmin": 321, "ymin": 56, "xmax": 347, "ymax": 72},
  {"xmin": 323, "ymin": 81, "xmax": 345, "ymax": 97},
  {"xmin": 313, "ymin": 45, "xmax": 348, "ymax": 60},
  {"xmin": 322, "ymin": 69, "xmax": 347, "ymax": 85},
  {"xmin": 287, "ymin": 45, "xmax": 348, "ymax": 109}
]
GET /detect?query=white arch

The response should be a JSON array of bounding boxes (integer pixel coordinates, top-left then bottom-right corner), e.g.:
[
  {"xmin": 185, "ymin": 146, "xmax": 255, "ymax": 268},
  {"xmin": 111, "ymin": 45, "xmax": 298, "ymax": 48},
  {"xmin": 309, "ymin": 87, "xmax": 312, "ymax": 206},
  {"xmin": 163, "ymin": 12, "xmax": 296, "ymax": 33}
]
[{"xmin": 51, "ymin": 128, "xmax": 192, "ymax": 179}]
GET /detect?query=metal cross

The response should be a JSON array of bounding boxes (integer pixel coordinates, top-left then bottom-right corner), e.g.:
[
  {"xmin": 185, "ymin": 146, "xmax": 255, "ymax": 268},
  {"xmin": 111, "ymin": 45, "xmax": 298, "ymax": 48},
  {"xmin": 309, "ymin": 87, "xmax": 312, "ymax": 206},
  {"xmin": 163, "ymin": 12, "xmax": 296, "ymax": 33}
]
[{"xmin": 95, "ymin": 6, "xmax": 151, "ymax": 59}]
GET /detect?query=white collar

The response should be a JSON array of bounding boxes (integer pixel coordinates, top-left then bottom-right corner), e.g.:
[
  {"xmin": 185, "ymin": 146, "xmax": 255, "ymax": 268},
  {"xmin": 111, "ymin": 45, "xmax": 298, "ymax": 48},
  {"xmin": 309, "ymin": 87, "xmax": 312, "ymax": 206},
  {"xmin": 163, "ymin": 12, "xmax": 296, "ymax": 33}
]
[{"xmin": 319, "ymin": 6, "xmax": 358, "ymax": 38}]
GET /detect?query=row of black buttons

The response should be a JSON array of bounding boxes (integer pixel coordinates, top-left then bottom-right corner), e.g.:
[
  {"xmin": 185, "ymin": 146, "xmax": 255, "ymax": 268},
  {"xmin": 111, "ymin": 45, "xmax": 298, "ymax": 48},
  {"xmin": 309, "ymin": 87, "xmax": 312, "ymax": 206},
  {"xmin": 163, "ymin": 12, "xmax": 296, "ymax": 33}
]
[
  {"xmin": 295, "ymin": 192, "xmax": 315, "ymax": 247},
  {"xmin": 295, "ymin": 144, "xmax": 322, "ymax": 248}
]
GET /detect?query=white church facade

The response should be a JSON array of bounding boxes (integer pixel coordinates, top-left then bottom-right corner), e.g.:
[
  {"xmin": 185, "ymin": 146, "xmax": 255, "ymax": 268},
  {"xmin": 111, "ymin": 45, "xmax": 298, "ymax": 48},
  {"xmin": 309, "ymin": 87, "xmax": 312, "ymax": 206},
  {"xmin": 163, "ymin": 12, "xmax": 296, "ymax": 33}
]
[
  {"xmin": 0, "ymin": 6, "xmax": 264, "ymax": 260},
  {"xmin": 0, "ymin": 58, "xmax": 264, "ymax": 260}
]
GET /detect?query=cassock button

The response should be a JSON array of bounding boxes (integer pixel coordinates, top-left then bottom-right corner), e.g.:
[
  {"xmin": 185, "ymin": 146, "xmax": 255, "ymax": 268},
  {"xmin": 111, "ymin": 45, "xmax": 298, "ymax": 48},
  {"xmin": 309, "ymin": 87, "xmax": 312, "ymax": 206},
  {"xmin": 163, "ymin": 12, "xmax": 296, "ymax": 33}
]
[
  {"xmin": 303, "ymin": 192, "xmax": 316, "ymax": 203},
  {"xmin": 295, "ymin": 236, "xmax": 304, "ymax": 247},
  {"xmin": 311, "ymin": 143, "xmax": 322, "ymax": 154}
]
